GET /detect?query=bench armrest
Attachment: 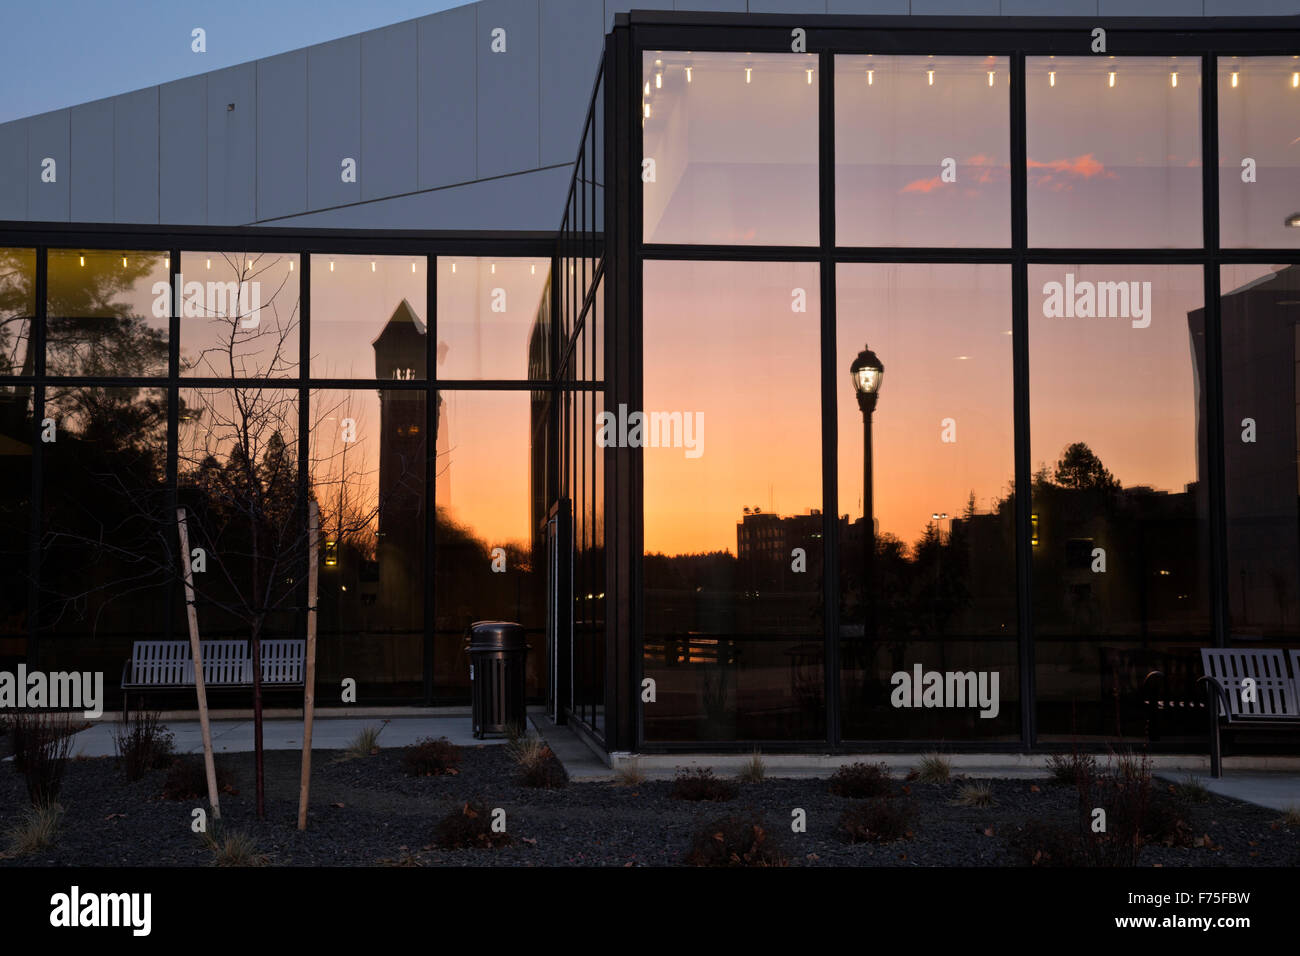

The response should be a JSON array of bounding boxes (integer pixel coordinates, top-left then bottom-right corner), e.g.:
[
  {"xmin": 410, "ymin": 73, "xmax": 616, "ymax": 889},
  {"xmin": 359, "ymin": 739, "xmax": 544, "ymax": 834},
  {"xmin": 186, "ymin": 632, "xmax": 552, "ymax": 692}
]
[{"xmin": 1196, "ymin": 674, "xmax": 1231, "ymax": 717}]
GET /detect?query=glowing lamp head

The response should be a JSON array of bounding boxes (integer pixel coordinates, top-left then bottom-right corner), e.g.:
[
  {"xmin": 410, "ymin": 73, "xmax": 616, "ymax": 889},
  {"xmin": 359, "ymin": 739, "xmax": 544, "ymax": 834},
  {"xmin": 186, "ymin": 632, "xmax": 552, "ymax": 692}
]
[{"xmin": 850, "ymin": 344, "xmax": 884, "ymax": 413}]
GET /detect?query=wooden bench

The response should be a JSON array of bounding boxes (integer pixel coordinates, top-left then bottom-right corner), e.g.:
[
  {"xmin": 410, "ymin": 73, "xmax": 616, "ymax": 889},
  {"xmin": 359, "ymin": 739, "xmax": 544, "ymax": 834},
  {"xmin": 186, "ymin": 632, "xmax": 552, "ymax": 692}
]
[
  {"xmin": 1197, "ymin": 648, "xmax": 1300, "ymax": 778},
  {"xmin": 121, "ymin": 639, "xmax": 306, "ymax": 720}
]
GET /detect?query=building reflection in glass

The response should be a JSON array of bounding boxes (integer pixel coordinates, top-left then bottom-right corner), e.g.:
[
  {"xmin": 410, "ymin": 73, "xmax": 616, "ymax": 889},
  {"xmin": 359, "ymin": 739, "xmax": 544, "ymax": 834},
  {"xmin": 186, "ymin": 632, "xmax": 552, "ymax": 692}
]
[
  {"xmin": 642, "ymin": 259, "xmax": 823, "ymax": 741},
  {"xmin": 1031, "ymin": 265, "xmax": 1208, "ymax": 740},
  {"xmin": 837, "ymin": 264, "xmax": 1019, "ymax": 741},
  {"xmin": 1216, "ymin": 265, "xmax": 1300, "ymax": 645}
]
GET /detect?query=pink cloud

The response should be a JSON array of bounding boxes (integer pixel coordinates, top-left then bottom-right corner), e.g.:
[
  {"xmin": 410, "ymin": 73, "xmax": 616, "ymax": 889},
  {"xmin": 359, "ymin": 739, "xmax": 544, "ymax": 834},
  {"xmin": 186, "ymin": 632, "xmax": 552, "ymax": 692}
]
[
  {"xmin": 1026, "ymin": 153, "xmax": 1113, "ymax": 180},
  {"xmin": 901, "ymin": 175, "xmax": 946, "ymax": 194}
]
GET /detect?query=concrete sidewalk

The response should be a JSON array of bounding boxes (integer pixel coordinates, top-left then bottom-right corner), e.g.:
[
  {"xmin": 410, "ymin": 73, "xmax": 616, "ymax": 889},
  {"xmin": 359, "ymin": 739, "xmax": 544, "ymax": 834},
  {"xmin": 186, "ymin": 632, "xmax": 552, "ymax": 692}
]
[
  {"xmin": 1154, "ymin": 771, "xmax": 1300, "ymax": 812},
  {"xmin": 59, "ymin": 713, "xmax": 504, "ymax": 758}
]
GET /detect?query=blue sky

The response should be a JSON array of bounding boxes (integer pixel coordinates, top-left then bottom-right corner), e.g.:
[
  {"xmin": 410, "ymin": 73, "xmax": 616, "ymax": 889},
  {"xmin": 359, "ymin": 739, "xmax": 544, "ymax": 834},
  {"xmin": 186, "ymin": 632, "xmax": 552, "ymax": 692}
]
[{"xmin": 0, "ymin": 0, "xmax": 460, "ymax": 124}]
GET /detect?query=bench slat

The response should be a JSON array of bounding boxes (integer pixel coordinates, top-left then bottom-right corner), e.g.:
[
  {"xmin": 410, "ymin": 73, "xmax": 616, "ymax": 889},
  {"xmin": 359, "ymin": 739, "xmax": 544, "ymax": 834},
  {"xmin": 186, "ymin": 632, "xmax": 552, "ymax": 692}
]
[
  {"xmin": 1200, "ymin": 648, "xmax": 1298, "ymax": 720},
  {"xmin": 123, "ymin": 640, "xmax": 306, "ymax": 689}
]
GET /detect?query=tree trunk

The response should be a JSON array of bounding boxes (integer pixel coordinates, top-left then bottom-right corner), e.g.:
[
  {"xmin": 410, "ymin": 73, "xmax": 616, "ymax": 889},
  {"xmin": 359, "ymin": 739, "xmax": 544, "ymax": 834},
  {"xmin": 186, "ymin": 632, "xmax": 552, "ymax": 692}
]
[{"xmin": 251, "ymin": 614, "xmax": 265, "ymax": 818}]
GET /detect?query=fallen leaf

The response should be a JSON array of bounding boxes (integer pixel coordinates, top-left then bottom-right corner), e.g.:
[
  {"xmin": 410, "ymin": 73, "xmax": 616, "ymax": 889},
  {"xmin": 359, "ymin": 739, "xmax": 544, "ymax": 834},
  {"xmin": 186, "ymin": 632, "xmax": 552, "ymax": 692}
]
[
  {"xmin": 983, "ymin": 827, "xmax": 995, "ymax": 837},
  {"xmin": 1029, "ymin": 784, "xmax": 1041, "ymax": 793},
  {"xmin": 104, "ymin": 813, "xmax": 126, "ymax": 821},
  {"xmin": 806, "ymin": 853, "xmax": 819, "ymax": 861},
  {"xmin": 521, "ymin": 836, "xmax": 537, "ymax": 845}
]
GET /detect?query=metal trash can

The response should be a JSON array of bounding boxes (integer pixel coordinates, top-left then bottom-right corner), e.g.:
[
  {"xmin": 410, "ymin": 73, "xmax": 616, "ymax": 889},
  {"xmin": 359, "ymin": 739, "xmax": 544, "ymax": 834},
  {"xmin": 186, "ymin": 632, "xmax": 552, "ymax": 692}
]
[{"xmin": 466, "ymin": 621, "xmax": 528, "ymax": 738}]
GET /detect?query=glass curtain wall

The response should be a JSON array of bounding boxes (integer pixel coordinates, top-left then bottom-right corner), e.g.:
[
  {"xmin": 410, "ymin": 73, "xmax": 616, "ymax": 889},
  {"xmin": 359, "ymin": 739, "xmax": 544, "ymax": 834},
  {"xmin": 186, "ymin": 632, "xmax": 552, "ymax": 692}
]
[
  {"xmin": 635, "ymin": 29, "xmax": 1297, "ymax": 749},
  {"xmin": 9, "ymin": 242, "xmax": 555, "ymax": 710}
]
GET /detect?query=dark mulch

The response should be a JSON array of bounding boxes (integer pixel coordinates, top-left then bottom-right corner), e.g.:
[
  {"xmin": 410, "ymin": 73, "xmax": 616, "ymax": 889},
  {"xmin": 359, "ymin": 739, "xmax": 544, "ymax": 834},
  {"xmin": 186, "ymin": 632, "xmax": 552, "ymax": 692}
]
[{"xmin": 1, "ymin": 747, "xmax": 1297, "ymax": 867}]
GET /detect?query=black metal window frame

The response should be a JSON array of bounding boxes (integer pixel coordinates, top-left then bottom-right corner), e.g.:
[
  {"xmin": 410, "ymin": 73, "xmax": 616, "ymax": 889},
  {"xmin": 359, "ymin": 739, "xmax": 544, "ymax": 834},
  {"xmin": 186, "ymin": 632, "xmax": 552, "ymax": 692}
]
[
  {"xmin": 613, "ymin": 12, "xmax": 1300, "ymax": 754},
  {"xmin": 0, "ymin": 220, "xmax": 604, "ymax": 707}
]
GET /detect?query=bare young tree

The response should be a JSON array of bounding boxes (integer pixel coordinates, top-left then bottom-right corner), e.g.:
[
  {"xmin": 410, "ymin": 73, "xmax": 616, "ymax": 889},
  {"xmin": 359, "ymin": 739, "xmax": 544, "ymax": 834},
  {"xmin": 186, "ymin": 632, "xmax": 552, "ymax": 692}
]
[{"xmin": 41, "ymin": 252, "xmax": 391, "ymax": 818}]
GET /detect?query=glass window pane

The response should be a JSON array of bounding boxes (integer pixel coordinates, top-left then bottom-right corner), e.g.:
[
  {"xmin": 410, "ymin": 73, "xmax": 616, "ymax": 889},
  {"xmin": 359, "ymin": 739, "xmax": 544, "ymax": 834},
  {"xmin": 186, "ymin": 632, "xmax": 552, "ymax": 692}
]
[
  {"xmin": 180, "ymin": 252, "xmax": 300, "ymax": 378},
  {"xmin": 1220, "ymin": 264, "xmax": 1300, "ymax": 648},
  {"xmin": 47, "ymin": 249, "xmax": 169, "ymax": 377},
  {"xmin": 836, "ymin": 56, "xmax": 1011, "ymax": 247},
  {"xmin": 436, "ymin": 257, "xmax": 550, "ymax": 380},
  {"xmin": 310, "ymin": 255, "xmax": 427, "ymax": 379},
  {"xmin": 1219, "ymin": 59, "xmax": 1300, "ymax": 248},
  {"xmin": 177, "ymin": 387, "xmax": 302, "ymax": 639},
  {"xmin": 642, "ymin": 260, "xmax": 823, "ymax": 742},
  {"xmin": 434, "ymin": 391, "xmax": 545, "ymax": 700},
  {"xmin": 0, "ymin": 370, "xmax": 30, "ymax": 657},
  {"xmin": 311, "ymin": 388, "xmax": 425, "ymax": 700},
  {"xmin": 592, "ymin": 388, "xmax": 605, "ymax": 734},
  {"xmin": 1029, "ymin": 264, "xmax": 1208, "ymax": 740},
  {"xmin": 642, "ymin": 52, "xmax": 819, "ymax": 246},
  {"xmin": 1026, "ymin": 57, "xmax": 1201, "ymax": 248},
  {"xmin": 0, "ymin": 248, "xmax": 36, "ymax": 377},
  {"xmin": 40, "ymin": 386, "xmax": 169, "ymax": 699},
  {"xmin": 837, "ymin": 264, "xmax": 1018, "ymax": 740}
]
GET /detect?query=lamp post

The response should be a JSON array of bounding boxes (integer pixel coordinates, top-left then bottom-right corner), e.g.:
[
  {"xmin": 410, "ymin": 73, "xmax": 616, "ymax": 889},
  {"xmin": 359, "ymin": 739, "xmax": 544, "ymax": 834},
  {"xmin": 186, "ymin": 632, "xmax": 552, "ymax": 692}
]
[{"xmin": 850, "ymin": 344, "xmax": 884, "ymax": 640}]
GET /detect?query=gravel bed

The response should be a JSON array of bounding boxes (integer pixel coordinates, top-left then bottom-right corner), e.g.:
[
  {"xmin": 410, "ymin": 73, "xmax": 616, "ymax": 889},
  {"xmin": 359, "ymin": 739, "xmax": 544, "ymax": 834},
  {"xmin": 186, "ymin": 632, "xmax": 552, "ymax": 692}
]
[{"xmin": 1, "ymin": 746, "xmax": 1297, "ymax": 867}]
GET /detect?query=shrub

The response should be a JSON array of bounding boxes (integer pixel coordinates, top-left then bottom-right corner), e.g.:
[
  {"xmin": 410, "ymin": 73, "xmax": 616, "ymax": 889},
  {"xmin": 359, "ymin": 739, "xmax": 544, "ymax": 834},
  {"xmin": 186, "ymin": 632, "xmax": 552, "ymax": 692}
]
[
  {"xmin": 161, "ymin": 757, "xmax": 235, "ymax": 801},
  {"xmin": 434, "ymin": 801, "xmax": 512, "ymax": 849},
  {"xmin": 1009, "ymin": 820, "xmax": 1089, "ymax": 867},
  {"xmin": 827, "ymin": 762, "xmax": 892, "ymax": 799},
  {"xmin": 685, "ymin": 812, "xmax": 787, "ymax": 867},
  {"xmin": 520, "ymin": 746, "xmax": 568, "ymax": 789},
  {"xmin": 3, "ymin": 802, "xmax": 63, "ymax": 857},
  {"xmin": 916, "ymin": 753, "xmax": 951, "ymax": 784},
  {"xmin": 613, "ymin": 758, "xmax": 645, "ymax": 787},
  {"xmin": 402, "ymin": 737, "xmax": 462, "ymax": 777},
  {"xmin": 1027, "ymin": 749, "xmax": 1155, "ymax": 867},
  {"xmin": 10, "ymin": 713, "xmax": 73, "ymax": 806},
  {"xmin": 670, "ymin": 768, "xmax": 738, "ymax": 802},
  {"xmin": 201, "ymin": 824, "xmax": 265, "ymax": 866},
  {"xmin": 1282, "ymin": 805, "xmax": 1300, "ymax": 829},
  {"xmin": 506, "ymin": 733, "xmax": 548, "ymax": 768},
  {"xmin": 736, "ymin": 750, "xmax": 766, "ymax": 784},
  {"xmin": 839, "ymin": 798, "xmax": 917, "ymax": 844},
  {"xmin": 1175, "ymin": 777, "xmax": 1210, "ymax": 804},
  {"xmin": 113, "ymin": 711, "xmax": 175, "ymax": 781},
  {"xmin": 344, "ymin": 725, "xmax": 383, "ymax": 758},
  {"xmin": 1141, "ymin": 789, "xmax": 1194, "ymax": 848},
  {"xmin": 952, "ymin": 781, "xmax": 995, "ymax": 807},
  {"xmin": 1082, "ymin": 750, "xmax": 1153, "ymax": 867},
  {"xmin": 1046, "ymin": 750, "xmax": 1098, "ymax": 788}
]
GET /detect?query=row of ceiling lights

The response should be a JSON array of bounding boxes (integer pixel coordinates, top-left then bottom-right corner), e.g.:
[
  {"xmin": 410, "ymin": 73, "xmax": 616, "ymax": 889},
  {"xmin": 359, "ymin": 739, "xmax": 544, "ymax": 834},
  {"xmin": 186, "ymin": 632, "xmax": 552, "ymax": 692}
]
[
  {"xmin": 83, "ymin": 256, "xmax": 538, "ymax": 274},
  {"xmin": 645, "ymin": 57, "xmax": 1299, "ymax": 92}
]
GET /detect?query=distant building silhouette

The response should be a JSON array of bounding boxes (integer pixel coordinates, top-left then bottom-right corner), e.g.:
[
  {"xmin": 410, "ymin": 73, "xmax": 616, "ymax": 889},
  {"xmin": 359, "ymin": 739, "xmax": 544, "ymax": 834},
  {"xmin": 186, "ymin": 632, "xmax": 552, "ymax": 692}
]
[
  {"xmin": 1191, "ymin": 265, "xmax": 1300, "ymax": 638},
  {"xmin": 373, "ymin": 298, "xmax": 433, "ymax": 627}
]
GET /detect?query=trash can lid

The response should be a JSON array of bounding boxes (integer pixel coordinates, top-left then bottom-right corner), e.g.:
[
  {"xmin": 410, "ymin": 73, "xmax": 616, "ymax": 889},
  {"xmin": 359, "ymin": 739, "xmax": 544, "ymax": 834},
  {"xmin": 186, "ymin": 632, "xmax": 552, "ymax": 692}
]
[{"xmin": 466, "ymin": 620, "xmax": 527, "ymax": 651}]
